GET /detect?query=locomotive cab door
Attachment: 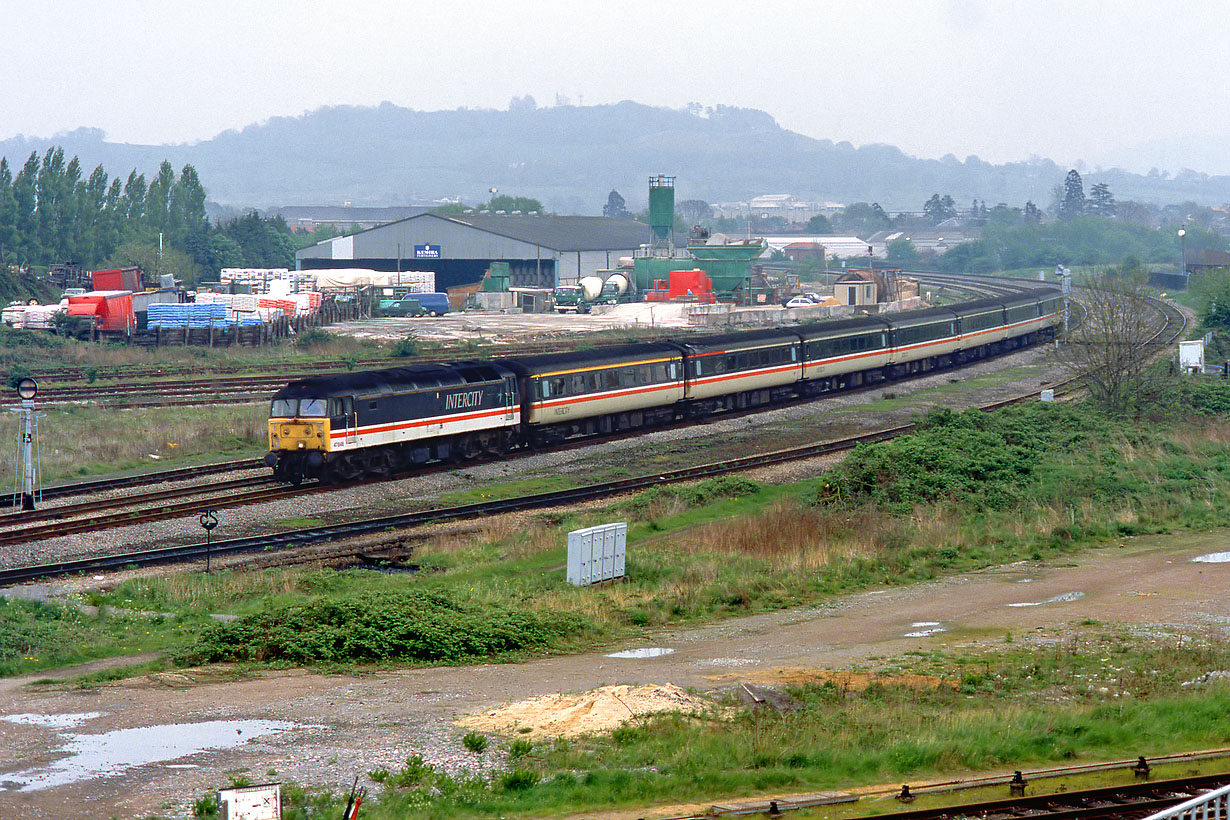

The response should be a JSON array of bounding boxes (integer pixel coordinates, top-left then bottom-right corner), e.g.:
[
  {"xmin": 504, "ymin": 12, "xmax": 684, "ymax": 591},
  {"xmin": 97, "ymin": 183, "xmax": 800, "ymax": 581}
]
[
  {"xmin": 339, "ymin": 396, "xmax": 357, "ymax": 447},
  {"xmin": 503, "ymin": 376, "xmax": 517, "ymax": 421}
]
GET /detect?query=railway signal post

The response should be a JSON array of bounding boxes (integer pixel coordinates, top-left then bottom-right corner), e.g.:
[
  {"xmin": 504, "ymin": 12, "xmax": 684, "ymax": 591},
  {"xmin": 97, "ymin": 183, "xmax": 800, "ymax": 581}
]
[
  {"xmin": 11, "ymin": 378, "xmax": 41, "ymax": 511},
  {"xmin": 200, "ymin": 509, "xmax": 218, "ymax": 573}
]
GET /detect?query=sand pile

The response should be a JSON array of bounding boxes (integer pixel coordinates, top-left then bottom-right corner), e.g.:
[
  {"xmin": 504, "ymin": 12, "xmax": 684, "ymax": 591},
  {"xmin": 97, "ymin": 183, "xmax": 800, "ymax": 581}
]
[{"xmin": 458, "ymin": 683, "xmax": 717, "ymax": 738}]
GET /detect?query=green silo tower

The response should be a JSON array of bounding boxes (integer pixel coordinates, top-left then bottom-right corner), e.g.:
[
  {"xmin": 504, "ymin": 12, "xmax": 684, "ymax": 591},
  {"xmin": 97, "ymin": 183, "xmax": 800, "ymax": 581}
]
[{"xmin": 647, "ymin": 175, "xmax": 676, "ymax": 252}]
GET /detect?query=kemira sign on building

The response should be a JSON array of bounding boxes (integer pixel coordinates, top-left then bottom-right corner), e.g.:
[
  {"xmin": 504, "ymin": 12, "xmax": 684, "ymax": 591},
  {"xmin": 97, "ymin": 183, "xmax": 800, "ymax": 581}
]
[{"xmin": 413, "ymin": 244, "xmax": 441, "ymax": 259}]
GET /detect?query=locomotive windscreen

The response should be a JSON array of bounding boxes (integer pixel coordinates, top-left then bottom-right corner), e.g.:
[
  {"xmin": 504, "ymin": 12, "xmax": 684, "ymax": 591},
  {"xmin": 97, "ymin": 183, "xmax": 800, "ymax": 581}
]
[{"xmin": 271, "ymin": 398, "xmax": 328, "ymax": 417}]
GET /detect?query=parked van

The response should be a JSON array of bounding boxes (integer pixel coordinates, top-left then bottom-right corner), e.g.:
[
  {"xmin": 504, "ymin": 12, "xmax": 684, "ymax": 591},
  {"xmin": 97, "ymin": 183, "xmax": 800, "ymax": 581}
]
[{"xmin": 379, "ymin": 292, "xmax": 451, "ymax": 317}]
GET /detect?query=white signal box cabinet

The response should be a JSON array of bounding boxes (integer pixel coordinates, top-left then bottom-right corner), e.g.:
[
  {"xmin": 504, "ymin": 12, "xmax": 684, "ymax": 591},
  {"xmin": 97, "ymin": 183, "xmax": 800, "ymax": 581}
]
[{"xmin": 567, "ymin": 523, "xmax": 627, "ymax": 586}]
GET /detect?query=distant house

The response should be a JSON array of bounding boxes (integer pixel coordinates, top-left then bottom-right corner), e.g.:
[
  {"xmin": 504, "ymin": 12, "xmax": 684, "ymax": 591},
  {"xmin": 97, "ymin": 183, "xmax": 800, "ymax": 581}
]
[
  {"xmin": 835, "ymin": 273, "xmax": 877, "ymax": 306},
  {"xmin": 781, "ymin": 241, "xmax": 825, "ymax": 262}
]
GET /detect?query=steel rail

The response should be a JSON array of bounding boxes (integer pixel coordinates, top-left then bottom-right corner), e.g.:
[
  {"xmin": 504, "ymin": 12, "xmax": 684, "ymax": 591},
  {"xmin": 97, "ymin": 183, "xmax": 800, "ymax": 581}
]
[
  {"xmin": 826, "ymin": 772, "xmax": 1230, "ymax": 820},
  {"xmin": 0, "ymin": 475, "xmax": 274, "ymax": 528},
  {"xmin": 0, "ymin": 483, "xmax": 326, "ymax": 550},
  {"xmin": 0, "ymin": 458, "xmax": 263, "ymax": 509}
]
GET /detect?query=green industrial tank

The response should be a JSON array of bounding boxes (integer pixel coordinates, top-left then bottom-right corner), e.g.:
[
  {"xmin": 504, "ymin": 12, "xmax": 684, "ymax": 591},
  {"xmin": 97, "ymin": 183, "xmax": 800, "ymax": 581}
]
[{"xmin": 687, "ymin": 238, "xmax": 768, "ymax": 295}]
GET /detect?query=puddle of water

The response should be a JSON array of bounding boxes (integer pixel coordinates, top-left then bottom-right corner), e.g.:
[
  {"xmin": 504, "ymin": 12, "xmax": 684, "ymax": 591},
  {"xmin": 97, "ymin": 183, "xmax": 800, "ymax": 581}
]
[
  {"xmin": 1013, "ymin": 577, "xmax": 1036, "ymax": 583},
  {"xmin": 0, "ymin": 719, "xmax": 295, "ymax": 791},
  {"xmin": 1007, "ymin": 591, "xmax": 1085, "ymax": 608},
  {"xmin": 1193, "ymin": 552, "xmax": 1230, "ymax": 564},
  {"xmin": 904, "ymin": 622, "xmax": 948, "ymax": 637},
  {"xmin": 605, "ymin": 647, "xmax": 675, "ymax": 659},
  {"xmin": 1, "ymin": 713, "xmax": 102, "ymax": 729}
]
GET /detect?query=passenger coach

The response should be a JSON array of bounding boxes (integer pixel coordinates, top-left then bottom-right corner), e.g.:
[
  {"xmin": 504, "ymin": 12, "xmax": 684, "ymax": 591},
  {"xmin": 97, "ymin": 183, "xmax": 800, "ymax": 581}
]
[
  {"xmin": 501, "ymin": 343, "xmax": 685, "ymax": 443},
  {"xmin": 673, "ymin": 328, "xmax": 801, "ymax": 415},
  {"xmin": 797, "ymin": 315, "xmax": 892, "ymax": 392}
]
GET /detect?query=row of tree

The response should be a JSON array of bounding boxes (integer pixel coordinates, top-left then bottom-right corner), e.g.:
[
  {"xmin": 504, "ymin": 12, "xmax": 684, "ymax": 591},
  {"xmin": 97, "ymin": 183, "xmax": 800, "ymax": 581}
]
[{"xmin": 0, "ymin": 147, "xmax": 300, "ymax": 284}]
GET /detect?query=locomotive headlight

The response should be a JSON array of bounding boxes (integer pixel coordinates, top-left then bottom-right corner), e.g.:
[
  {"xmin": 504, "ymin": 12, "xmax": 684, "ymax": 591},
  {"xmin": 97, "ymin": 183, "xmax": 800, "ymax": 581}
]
[
  {"xmin": 282, "ymin": 425, "xmax": 291, "ymax": 436},
  {"xmin": 297, "ymin": 441, "xmax": 305, "ymax": 449}
]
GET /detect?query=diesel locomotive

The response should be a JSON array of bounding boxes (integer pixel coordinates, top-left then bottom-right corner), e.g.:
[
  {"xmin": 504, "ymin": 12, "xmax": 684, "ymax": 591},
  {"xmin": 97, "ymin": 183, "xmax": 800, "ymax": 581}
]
[{"xmin": 265, "ymin": 288, "xmax": 1063, "ymax": 483}]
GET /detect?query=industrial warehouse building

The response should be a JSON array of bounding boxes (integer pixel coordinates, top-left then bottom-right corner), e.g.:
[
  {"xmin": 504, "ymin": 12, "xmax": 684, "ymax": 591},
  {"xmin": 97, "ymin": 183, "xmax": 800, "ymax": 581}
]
[{"xmin": 295, "ymin": 213, "xmax": 651, "ymax": 291}]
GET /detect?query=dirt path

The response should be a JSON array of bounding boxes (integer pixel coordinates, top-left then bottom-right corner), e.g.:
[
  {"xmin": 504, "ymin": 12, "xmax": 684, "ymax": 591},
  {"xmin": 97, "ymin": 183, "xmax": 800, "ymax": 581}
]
[{"xmin": 0, "ymin": 529, "xmax": 1227, "ymax": 819}]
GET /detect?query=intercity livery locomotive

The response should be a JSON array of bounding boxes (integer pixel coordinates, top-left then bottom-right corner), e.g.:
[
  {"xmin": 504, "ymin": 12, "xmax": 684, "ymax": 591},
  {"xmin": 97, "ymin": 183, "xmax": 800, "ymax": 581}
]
[{"xmin": 265, "ymin": 288, "xmax": 1063, "ymax": 482}]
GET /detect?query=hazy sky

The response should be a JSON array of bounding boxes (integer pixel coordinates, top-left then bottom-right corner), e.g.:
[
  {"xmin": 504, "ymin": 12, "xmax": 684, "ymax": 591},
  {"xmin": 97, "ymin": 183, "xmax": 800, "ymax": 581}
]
[{"xmin": 5, "ymin": 0, "xmax": 1228, "ymax": 173}]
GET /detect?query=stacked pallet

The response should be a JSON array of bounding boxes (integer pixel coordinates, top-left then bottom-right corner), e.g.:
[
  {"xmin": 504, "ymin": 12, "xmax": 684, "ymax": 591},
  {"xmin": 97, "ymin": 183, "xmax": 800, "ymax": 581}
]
[
  {"xmin": 394, "ymin": 271, "xmax": 436, "ymax": 293},
  {"xmin": 22, "ymin": 305, "xmax": 62, "ymax": 329},
  {"xmin": 148, "ymin": 303, "xmax": 229, "ymax": 329}
]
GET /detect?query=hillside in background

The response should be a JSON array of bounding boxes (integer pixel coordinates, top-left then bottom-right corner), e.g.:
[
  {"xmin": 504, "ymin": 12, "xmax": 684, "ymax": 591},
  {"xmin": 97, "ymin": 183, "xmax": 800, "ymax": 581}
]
[{"xmin": 3, "ymin": 101, "xmax": 1229, "ymax": 214}]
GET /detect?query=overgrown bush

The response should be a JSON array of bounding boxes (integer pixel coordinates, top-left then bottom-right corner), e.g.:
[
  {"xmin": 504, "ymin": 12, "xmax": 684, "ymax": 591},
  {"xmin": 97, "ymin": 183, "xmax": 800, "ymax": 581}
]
[
  {"xmin": 0, "ymin": 325, "xmax": 66, "ymax": 349},
  {"xmin": 294, "ymin": 328, "xmax": 336, "ymax": 348},
  {"xmin": 391, "ymin": 335, "xmax": 420, "ymax": 357},
  {"xmin": 815, "ymin": 404, "xmax": 1112, "ymax": 513},
  {"xmin": 620, "ymin": 476, "xmax": 760, "ymax": 518},
  {"xmin": 172, "ymin": 589, "xmax": 591, "ymax": 666}
]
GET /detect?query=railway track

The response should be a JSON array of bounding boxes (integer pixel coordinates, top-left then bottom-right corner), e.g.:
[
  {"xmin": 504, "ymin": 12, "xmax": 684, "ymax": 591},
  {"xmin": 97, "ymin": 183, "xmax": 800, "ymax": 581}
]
[
  {"xmin": 0, "ymin": 474, "xmax": 275, "ymax": 534},
  {"xmin": 0, "ymin": 458, "xmax": 262, "ymax": 509},
  {"xmin": 830, "ymin": 772, "xmax": 1230, "ymax": 820}
]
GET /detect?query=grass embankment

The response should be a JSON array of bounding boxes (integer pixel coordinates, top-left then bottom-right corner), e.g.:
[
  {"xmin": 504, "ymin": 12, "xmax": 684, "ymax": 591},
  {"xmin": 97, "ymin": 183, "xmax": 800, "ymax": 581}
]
[{"xmin": 0, "ymin": 403, "xmax": 268, "ymax": 482}]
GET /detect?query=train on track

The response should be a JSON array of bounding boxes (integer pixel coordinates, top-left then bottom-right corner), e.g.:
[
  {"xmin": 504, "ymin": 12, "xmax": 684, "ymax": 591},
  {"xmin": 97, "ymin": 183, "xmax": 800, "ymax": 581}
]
[{"xmin": 265, "ymin": 288, "xmax": 1064, "ymax": 483}]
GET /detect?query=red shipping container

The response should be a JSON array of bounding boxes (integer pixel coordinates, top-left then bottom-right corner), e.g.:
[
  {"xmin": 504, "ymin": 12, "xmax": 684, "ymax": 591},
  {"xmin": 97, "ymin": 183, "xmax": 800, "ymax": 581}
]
[
  {"xmin": 67, "ymin": 292, "xmax": 135, "ymax": 331},
  {"xmin": 91, "ymin": 268, "xmax": 143, "ymax": 293}
]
